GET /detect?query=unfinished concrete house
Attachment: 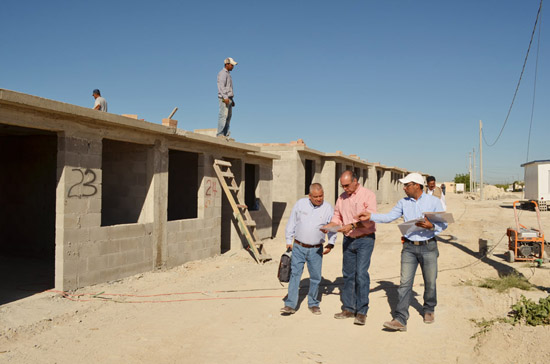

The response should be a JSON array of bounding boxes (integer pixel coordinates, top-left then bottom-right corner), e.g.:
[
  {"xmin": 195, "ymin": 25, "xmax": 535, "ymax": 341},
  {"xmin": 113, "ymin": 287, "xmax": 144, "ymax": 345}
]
[
  {"xmin": 0, "ymin": 89, "xmax": 276, "ymax": 301},
  {"xmin": 251, "ymin": 140, "xmax": 408, "ymax": 237}
]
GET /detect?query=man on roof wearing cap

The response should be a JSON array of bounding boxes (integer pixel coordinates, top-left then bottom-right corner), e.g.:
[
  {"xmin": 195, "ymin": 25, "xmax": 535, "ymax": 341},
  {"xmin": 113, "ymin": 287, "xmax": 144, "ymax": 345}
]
[
  {"xmin": 92, "ymin": 89, "xmax": 108, "ymax": 112},
  {"xmin": 355, "ymin": 172, "xmax": 447, "ymax": 332},
  {"xmin": 217, "ymin": 57, "xmax": 237, "ymax": 138}
]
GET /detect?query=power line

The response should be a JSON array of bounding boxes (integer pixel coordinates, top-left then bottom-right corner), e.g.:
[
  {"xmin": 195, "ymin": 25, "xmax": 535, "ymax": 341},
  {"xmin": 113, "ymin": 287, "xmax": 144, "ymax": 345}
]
[
  {"xmin": 526, "ymin": 2, "xmax": 543, "ymax": 161},
  {"xmin": 483, "ymin": 0, "xmax": 543, "ymax": 147}
]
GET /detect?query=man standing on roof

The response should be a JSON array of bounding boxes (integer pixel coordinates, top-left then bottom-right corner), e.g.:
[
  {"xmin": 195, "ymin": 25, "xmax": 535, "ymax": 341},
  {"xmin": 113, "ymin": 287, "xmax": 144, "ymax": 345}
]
[
  {"xmin": 217, "ymin": 57, "xmax": 237, "ymax": 138},
  {"xmin": 355, "ymin": 172, "xmax": 447, "ymax": 332},
  {"xmin": 92, "ymin": 89, "xmax": 108, "ymax": 112}
]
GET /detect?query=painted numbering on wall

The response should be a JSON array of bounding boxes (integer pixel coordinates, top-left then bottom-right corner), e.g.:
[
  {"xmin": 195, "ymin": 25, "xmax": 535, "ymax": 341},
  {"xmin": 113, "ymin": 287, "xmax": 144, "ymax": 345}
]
[{"xmin": 68, "ymin": 168, "xmax": 98, "ymax": 198}]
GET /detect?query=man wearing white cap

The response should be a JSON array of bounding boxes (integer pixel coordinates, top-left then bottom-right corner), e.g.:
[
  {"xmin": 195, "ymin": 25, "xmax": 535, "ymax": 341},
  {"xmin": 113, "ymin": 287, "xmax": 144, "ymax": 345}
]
[
  {"xmin": 355, "ymin": 172, "xmax": 447, "ymax": 332},
  {"xmin": 217, "ymin": 57, "xmax": 237, "ymax": 138}
]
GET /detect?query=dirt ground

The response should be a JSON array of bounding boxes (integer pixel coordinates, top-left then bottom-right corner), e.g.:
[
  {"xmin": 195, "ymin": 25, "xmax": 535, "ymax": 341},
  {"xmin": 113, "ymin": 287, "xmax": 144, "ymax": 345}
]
[{"xmin": 1, "ymin": 192, "xmax": 550, "ymax": 364}]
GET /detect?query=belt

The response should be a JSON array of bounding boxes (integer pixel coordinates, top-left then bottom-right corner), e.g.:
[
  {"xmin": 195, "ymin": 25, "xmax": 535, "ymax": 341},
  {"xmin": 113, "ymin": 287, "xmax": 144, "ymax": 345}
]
[
  {"xmin": 294, "ymin": 239, "xmax": 323, "ymax": 249},
  {"xmin": 349, "ymin": 233, "xmax": 375, "ymax": 239},
  {"xmin": 402, "ymin": 237, "xmax": 436, "ymax": 245}
]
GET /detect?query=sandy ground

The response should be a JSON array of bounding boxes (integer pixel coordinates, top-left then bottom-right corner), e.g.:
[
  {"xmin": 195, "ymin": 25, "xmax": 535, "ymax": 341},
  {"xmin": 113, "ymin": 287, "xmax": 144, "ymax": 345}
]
[{"xmin": 1, "ymin": 192, "xmax": 550, "ymax": 364}]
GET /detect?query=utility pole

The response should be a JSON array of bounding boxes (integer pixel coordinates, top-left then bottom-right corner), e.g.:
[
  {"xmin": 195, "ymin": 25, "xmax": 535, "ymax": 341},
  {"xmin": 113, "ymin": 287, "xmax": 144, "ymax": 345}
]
[
  {"xmin": 468, "ymin": 152, "xmax": 472, "ymax": 192},
  {"xmin": 479, "ymin": 120, "xmax": 484, "ymax": 200},
  {"xmin": 472, "ymin": 148, "xmax": 476, "ymax": 193}
]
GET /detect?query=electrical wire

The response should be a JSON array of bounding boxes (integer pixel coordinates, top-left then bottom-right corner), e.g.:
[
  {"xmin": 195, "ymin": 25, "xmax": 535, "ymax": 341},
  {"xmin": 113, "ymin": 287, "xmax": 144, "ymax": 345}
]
[
  {"xmin": 526, "ymin": 2, "xmax": 543, "ymax": 161},
  {"xmin": 483, "ymin": 0, "xmax": 543, "ymax": 147}
]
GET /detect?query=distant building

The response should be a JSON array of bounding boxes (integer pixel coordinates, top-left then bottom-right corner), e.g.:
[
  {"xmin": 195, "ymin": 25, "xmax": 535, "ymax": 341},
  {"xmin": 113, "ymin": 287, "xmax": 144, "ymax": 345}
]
[{"xmin": 521, "ymin": 160, "xmax": 550, "ymax": 209}]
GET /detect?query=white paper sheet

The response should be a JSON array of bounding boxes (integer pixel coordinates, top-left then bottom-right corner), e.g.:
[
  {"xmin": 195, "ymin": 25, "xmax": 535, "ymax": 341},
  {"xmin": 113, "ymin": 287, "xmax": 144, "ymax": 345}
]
[
  {"xmin": 424, "ymin": 212, "xmax": 454, "ymax": 224},
  {"xmin": 397, "ymin": 219, "xmax": 426, "ymax": 236},
  {"xmin": 323, "ymin": 225, "xmax": 343, "ymax": 233}
]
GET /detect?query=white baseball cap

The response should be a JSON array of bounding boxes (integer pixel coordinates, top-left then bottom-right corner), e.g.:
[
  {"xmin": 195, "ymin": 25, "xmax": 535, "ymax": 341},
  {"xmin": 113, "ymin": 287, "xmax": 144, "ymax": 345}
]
[
  {"xmin": 224, "ymin": 57, "xmax": 238, "ymax": 65},
  {"xmin": 399, "ymin": 172, "xmax": 425, "ymax": 185}
]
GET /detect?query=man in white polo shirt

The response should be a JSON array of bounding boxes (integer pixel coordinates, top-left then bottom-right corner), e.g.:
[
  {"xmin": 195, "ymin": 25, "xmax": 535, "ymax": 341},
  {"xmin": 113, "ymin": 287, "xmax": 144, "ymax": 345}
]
[{"xmin": 92, "ymin": 89, "xmax": 108, "ymax": 112}]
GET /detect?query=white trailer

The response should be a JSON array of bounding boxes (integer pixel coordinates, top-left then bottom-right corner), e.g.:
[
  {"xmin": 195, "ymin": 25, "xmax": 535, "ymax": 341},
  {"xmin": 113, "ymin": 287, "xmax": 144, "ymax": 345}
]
[{"xmin": 521, "ymin": 160, "xmax": 550, "ymax": 211}]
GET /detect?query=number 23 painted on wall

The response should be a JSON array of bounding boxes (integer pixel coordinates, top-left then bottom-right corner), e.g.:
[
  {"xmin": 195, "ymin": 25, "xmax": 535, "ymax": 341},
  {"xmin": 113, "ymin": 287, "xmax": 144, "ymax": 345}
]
[{"xmin": 68, "ymin": 168, "xmax": 98, "ymax": 198}]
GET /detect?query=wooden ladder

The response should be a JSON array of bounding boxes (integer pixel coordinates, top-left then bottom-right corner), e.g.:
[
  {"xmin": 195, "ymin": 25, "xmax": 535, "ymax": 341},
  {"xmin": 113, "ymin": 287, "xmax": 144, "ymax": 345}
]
[{"xmin": 213, "ymin": 159, "xmax": 271, "ymax": 263}]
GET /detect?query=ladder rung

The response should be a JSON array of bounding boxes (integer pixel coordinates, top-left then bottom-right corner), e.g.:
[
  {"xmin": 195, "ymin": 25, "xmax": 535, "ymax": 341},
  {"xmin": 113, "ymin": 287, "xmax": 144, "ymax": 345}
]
[
  {"xmin": 237, "ymin": 204, "xmax": 248, "ymax": 209},
  {"xmin": 258, "ymin": 253, "xmax": 271, "ymax": 262},
  {"xmin": 221, "ymin": 171, "xmax": 235, "ymax": 178},
  {"xmin": 214, "ymin": 159, "xmax": 232, "ymax": 167},
  {"xmin": 228, "ymin": 186, "xmax": 239, "ymax": 191},
  {"xmin": 245, "ymin": 220, "xmax": 256, "ymax": 227}
]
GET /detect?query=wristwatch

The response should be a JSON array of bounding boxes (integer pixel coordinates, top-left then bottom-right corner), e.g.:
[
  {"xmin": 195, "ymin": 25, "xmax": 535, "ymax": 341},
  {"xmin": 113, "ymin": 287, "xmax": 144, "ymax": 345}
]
[{"xmin": 351, "ymin": 223, "xmax": 357, "ymax": 230}]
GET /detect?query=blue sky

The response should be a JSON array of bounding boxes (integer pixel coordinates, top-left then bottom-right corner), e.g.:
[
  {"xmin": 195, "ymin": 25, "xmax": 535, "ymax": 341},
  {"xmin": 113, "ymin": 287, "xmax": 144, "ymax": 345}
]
[{"xmin": 1, "ymin": 0, "xmax": 548, "ymax": 183}]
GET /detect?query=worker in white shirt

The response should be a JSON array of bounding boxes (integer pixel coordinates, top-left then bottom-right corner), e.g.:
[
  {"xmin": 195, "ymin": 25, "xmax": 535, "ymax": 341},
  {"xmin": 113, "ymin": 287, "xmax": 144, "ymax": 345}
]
[{"xmin": 426, "ymin": 176, "xmax": 446, "ymax": 211}]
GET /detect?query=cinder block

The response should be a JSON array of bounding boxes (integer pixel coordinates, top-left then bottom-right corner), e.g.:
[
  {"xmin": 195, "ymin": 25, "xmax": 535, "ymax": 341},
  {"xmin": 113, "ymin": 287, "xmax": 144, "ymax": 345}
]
[
  {"xmin": 87, "ymin": 255, "xmax": 109, "ymax": 272},
  {"xmin": 167, "ymin": 221, "xmax": 181, "ymax": 233},
  {"xmin": 123, "ymin": 250, "xmax": 143, "ymax": 265},
  {"xmin": 65, "ymin": 198, "xmax": 89, "ymax": 214},
  {"xmin": 99, "ymin": 240, "xmax": 121, "ymax": 255},
  {"xmin": 64, "ymin": 228, "xmax": 90, "ymax": 244},
  {"xmin": 84, "ymin": 155, "xmax": 102, "ymax": 169},
  {"xmin": 97, "ymin": 268, "xmax": 121, "ymax": 284},
  {"xmin": 88, "ymin": 141, "xmax": 102, "ymax": 156},
  {"xmin": 107, "ymin": 253, "xmax": 125, "ymax": 267},
  {"xmin": 59, "ymin": 213, "xmax": 79, "ymax": 229},
  {"xmin": 80, "ymin": 213, "xmax": 101, "ymax": 228},
  {"xmin": 89, "ymin": 227, "xmax": 109, "ymax": 241},
  {"xmin": 59, "ymin": 258, "xmax": 82, "ymax": 279},
  {"xmin": 88, "ymin": 197, "xmax": 102, "ymax": 214},
  {"xmin": 108, "ymin": 225, "xmax": 145, "ymax": 240},
  {"xmin": 119, "ymin": 238, "xmax": 140, "ymax": 252},
  {"xmin": 167, "ymin": 232, "xmax": 177, "ymax": 244},
  {"xmin": 64, "ymin": 152, "xmax": 82, "ymax": 167}
]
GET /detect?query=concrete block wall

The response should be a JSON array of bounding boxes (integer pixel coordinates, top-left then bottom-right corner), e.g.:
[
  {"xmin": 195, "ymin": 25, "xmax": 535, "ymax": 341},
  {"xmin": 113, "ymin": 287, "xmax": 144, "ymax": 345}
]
[
  {"xmin": 320, "ymin": 160, "xmax": 337, "ymax": 204},
  {"xmin": 388, "ymin": 171, "xmax": 406, "ymax": 202},
  {"xmin": 56, "ymin": 135, "xmax": 158, "ymax": 289},
  {"xmin": 270, "ymin": 150, "xmax": 302, "ymax": 237},
  {"xmin": 250, "ymin": 162, "xmax": 274, "ymax": 239},
  {"xmin": 166, "ymin": 153, "xmax": 221, "ymax": 266},
  {"xmin": 366, "ymin": 165, "xmax": 377, "ymax": 193}
]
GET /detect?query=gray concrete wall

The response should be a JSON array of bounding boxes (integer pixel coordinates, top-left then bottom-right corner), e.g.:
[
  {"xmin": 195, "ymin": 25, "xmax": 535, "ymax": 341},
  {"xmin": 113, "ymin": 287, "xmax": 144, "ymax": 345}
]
[
  {"xmin": 0, "ymin": 89, "xmax": 276, "ymax": 291},
  {"xmin": 269, "ymin": 150, "xmax": 301, "ymax": 237},
  {"xmin": 320, "ymin": 160, "xmax": 337, "ymax": 205}
]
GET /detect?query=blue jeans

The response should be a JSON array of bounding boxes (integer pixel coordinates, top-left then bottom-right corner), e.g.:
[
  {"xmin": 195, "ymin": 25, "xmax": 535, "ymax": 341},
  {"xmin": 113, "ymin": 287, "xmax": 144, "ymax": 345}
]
[
  {"xmin": 217, "ymin": 98, "xmax": 232, "ymax": 136},
  {"xmin": 341, "ymin": 235, "xmax": 375, "ymax": 315},
  {"xmin": 284, "ymin": 244, "xmax": 323, "ymax": 309},
  {"xmin": 394, "ymin": 240, "xmax": 439, "ymax": 325}
]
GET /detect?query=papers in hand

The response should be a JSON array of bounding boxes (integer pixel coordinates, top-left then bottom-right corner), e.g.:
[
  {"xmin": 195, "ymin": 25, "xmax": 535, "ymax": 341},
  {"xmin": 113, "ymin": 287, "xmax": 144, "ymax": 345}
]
[
  {"xmin": 323, "ymin": 225, "xmax": 342, "ymax": 233},
  {"xmin": 398, "ymin": 219, "xmax": 425, "ymax": 236},
  {"xmin": 397, "ymin": 212, "xmax": 454, "ymax": 235},
  {"xmin": 424, "ymin": 212, "xmax": 454, "ymax": 224}
]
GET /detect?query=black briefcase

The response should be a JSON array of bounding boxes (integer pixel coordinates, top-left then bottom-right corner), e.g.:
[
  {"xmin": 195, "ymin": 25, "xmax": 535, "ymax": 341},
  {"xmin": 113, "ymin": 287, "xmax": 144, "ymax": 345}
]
[{"xmin": 277, "ymin": 249, "xmax": 292, "ymax": 283}]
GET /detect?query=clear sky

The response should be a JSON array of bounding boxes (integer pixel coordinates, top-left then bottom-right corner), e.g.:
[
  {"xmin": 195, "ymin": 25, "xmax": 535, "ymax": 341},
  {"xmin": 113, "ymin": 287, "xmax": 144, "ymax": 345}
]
[{"xmin": 1, "ymin": 0, "xmax": 548, "ymax": 184}]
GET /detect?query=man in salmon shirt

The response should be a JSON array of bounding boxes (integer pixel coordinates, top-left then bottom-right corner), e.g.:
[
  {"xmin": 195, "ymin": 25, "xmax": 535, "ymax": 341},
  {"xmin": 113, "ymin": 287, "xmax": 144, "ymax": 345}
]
[{"xmin": 322, "ymin": 170, "xmax": 377, "ymax": 325}]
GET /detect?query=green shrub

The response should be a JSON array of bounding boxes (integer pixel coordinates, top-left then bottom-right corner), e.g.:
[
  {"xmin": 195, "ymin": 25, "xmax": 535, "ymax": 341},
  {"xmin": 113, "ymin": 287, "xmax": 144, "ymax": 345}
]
[{"xmin": 510, "ymin": 295, "xmax": 550, "ymax": 326}]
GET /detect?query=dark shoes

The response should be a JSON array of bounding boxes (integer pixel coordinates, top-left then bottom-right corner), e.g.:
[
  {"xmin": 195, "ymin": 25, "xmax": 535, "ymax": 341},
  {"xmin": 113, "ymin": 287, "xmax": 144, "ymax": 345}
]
[
  {"xmin": 280, "ymin": 306, "xmax": 296, "ymax": 315},
  {"xmin": 334, "ymin": 310, "xmax": 355, "ymax": 319},
  {"xmin": 424, "ymin": 312, "xmax": 435, "ymax": 324},
  {"xmin": 383, "ymin": 319, "xmax": 407, "ymax": 332},
  {"xmin": 354, "ymin": 313, "xmax": 367, "ymax": 325},
  {"xmin": 309, "ymin": 306, "xmax": 322, "ymax": 315}
]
